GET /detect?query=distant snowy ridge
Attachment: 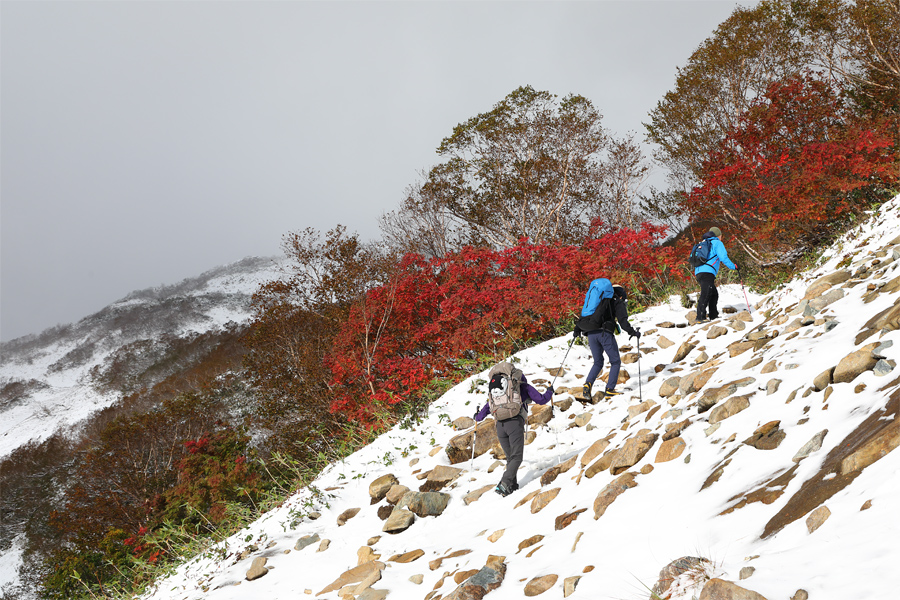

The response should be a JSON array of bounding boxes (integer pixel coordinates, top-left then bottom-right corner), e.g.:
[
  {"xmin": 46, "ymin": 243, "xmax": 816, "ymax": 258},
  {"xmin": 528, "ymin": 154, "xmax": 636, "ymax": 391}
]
[
  {"xmin": 140, "ymin": 196, "xmax": 899, "ymax": 600},
  {"xmin": 0, "ymin": 255, "xmax": 284, "ymax": 459}
]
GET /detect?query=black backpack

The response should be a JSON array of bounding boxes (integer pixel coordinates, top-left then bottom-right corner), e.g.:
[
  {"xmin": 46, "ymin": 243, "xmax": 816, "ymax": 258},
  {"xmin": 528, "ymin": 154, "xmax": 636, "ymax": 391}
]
[{"xmin": 689, "ymin": 239, "xmax": 713, "ymax": 268}]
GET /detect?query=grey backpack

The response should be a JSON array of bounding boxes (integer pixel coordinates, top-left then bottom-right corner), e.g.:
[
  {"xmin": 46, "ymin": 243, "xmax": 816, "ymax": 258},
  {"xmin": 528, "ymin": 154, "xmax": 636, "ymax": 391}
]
[{"xmin": 487, "ymin": 362, "xmax": 525, "ymax": 421}]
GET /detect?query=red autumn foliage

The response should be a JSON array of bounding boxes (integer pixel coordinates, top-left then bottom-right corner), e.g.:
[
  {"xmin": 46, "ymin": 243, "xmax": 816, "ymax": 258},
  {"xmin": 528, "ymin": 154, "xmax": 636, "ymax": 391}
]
[
  {"xmin": 689, "ymin": 73, "xmax": 898, "ymax": 264},
  {"xmin": 326, "ymin": 225, "xmax": 682, "ymax": 424}
]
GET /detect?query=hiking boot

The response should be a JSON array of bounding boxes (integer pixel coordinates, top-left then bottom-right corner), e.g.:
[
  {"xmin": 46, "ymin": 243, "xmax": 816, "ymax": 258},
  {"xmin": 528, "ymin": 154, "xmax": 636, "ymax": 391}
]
[
  {"xmin": 495, "ymin": 482, "xmax": 518, "ymax": 497},
  {"xmin": 603, "ymin": 388, "xmax": 623, "ymax": 400},
  {"xmin": 578, "ymin": 383, "xmax": 592, "ymax": 403}
]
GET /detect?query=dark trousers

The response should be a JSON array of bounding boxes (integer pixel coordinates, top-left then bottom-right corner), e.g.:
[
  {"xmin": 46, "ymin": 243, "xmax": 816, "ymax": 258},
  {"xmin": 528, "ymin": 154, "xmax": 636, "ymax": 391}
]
[
  {"xmin": 495, "ymin": 414, "xmax": 525, "ymax": 488},
  {"xmin": 696, "ymin": 272, "xmax": 719, "ymax": 319},
  {"xmin": 586, "ymin": 330, "xmax": 620, "ymax": 390}
]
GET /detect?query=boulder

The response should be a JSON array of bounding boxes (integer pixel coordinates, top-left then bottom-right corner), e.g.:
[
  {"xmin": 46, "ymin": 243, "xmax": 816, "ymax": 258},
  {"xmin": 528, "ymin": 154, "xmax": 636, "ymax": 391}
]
[
  {"xmin": 337, "ymin": 507, "xmax": 361, "ymax": 526},
  {"xmin": 554, "ymin": 508, "xmax": 586, "ymax": 530},
  {"xmin": 446, "ymin": 419, "xmax": 499, "ymax": 464},
  {"xmin": 664, "ymin": 419, "xmax": 691, "ymax": 441},
  {"xmin": 707, "ymin": 325, "xmax": 729, "ymax": 339},
  {"xmin": 369, "ymin": 474, "xmax": 399, "ymax": 502},
  {"xmin": 651, "ymin": 556, "xmax": 711, "ymax": 599},
  {"xmin": 833, "ymin": 343, "xmax": 880, "ymax": 383},
  {"xmin": 839, "ymin": 416, "xmax": 899, "ymax": 475},
  {"xmin": 806, "ymin": 505, "xmax": 831, "ymax": 533},
  {"xmin": 655, "ymin": 437, "xmax": 687, "ymax": 462},
  {"xmin": 399, "ymin": 491, "xmax": 451, "ymax": 517},
  {"xmin": 792, "ymin": 430, "xmax": 828, "ymax": 463},
  {"xmin": 609, "ymin": 431, "xmax": 658, "ymax": 474},
  {"xmin": 673, "ymin": 341, "xmax": 698, "ymax": 363},
  {"xmin": 245, "ymin": 556, "xmax": 268, "ymax": 581},
  {"xmin": 563, "ymin": 576, "xmax": 582, "ymax": 597},
  {"xmin": 540, "ymin": 455, "xmax": 578, "ymax": 486},
  {"xmin": 452, "ymin": 416, "xmax": 476, "ymax": 430},
  {"xmin": 657, "ymin": 336, "xmax": 675, "ymax": 349},
  {"xmin": 580, "ymin": 438, "xmax": 611, "ymax": 467},
  {"xmin": 679, "ymin": 366, "xmax": 719, "ymax": 395},
  {"xmin": 743, "ymin": 421, "xmax": 786, "ymax": 450},
  {"xmin": 385, "ymin": 484, "xmax": 410, "ymax": 505},
  {"xmin": 382, "ymin": 508, "xmax": 415, "ymax": 534},
  {"xmin": 659, "ymin": 376, "xmax": 682, "ymax": 397},
  {"xmin": 318, "ymin": 561, "xmax": 386, "ymax": 595},
  {"xmin": 593, "ymin": 472, "xmax": 637, "ymax": 519},
  {"xmin": 443, "ymin": 556, "xmax": 507, "ymax": 600},
  {"xmin": 528, "ymin": 403, "xmax": 553, "ymax": 427},
  {"xmin": 463, "ymin": 484, "xmax": 495, "ymax": 505},
  {"xmin": 388, "ymin": 549, "xmax": 424, "ymax": 563},
  {"xmin": 803, "ymin": 269, "xmax": 851, "ymax": 300},
  {"xmin": 524, "ymin": 574, "xmax": 558, "ymax": 596},
  {"xmin": 698, "ymin": 378, "xmax": 756, "ymax": 412},
  {"xmin": 727, "ymin": 341, "xmax": 755, "ymax": 357},
  {"xmin": 585, "ymin": 448, "xmax": 619, "ymax": 478},
  {"xmin": 708, "ymin": 394, "xmax": 751, "ymax": 424},
  {"xmin": 530, "ymin": 488, "xmax": 561, "ymax": 513},
  {"xmin": 699, "ymin": 578, "xmax": 768, "ymax": 600},
  {"xmin": 295, "ymin": 533, "xmax": 320, "ymax": 551},
  {"xmin": 627, "ymin": 400, "xmax": 656, "ymax": 420}
]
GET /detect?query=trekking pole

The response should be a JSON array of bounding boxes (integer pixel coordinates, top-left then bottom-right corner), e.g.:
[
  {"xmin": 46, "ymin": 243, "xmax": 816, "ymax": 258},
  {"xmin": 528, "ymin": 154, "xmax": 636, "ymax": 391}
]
[
  {"xmin": 738, "ymin": 268, "xmax": 752, "ymax": 313},
  {"xmin": 548, "ymin": 337, "xmax": 575, "ymax": 462},
  {"xmin": 636, "ymin": 334, "xmax": 643, "ymax": 404},
  {"xmin": 469, "ymin": 429, "xmax": 477, "ymax": 475}
]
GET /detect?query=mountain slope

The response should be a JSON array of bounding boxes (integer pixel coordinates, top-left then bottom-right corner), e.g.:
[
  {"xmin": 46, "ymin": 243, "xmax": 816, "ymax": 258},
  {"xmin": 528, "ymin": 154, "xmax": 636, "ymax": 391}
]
[
  {"xmin": 0, "ymin": 255, "xmax": 282, "ymax": 459},
  {"xmin": 139, "ymin": 197, "xmax": 900, "ymax": 600}
]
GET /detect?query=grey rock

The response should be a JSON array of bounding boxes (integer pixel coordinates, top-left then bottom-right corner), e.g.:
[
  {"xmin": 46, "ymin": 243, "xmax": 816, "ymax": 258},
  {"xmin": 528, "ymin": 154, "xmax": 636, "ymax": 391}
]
[
  {"xmin": 874, "ymin": 359, "xmax": 895, "ymax": 376},
  {"xmin": 793, "ymin": 430, "xmax": 828, "ymax": 463},
  {"xmin": 294, "ymin": 533, "xmax": 320, "ymax": 551},
  {"xmin": 245, "ymin": 556, "xmax": 268, "ymax": 581},
  {"xmin": 766, "ymin": 379, "xmax": 782, "ymax": 395},
  {"xmin": 739, "ymin": 566, "xmax": 756, "ymax": 580}
]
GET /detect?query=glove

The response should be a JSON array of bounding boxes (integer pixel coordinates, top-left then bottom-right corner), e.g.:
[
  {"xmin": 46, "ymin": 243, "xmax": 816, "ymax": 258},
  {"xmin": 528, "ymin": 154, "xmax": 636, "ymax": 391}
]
[
  {"xmin": 549, "ymin": 386, "xmax": 555, "ymax": 396},
  {"xmin": 631, "ymin": 327, "xmax": 641, "ymax": 339},
  {"xmin": 573, "ymin": 326, "xmax": 582, "ymax": 339}
]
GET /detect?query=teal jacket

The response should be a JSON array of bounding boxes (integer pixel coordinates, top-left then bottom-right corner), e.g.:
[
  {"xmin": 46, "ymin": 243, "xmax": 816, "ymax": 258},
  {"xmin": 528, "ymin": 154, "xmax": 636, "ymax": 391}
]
[{"xmin": 694, "ymin": 235, "xmax": 736, "ymax": 276}]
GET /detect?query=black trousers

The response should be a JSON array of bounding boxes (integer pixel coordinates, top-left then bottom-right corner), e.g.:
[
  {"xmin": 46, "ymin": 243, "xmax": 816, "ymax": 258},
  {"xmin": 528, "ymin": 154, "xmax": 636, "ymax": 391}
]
[{"xmin": 696, "ymin": 272, "xmax": 719, "ymax": 320}]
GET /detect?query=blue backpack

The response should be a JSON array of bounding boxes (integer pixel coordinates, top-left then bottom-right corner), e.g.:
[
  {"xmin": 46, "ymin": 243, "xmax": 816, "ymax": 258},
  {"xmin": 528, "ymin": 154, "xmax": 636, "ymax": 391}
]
[
  {"xmin": 581, "ymin": 278, "xmax": 614, "ymax": 317},
  {"xmin": 689, "ymin": 239, "xmax": 714, "ymax": 268}
]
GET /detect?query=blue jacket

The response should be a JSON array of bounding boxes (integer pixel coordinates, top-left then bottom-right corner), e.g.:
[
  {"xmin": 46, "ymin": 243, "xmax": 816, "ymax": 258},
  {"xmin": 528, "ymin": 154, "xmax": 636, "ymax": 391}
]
[
  {"xmin": 474, "ymin": 374, "xmax": 552, "ymax": 422},
  {"xmin": 694, "ymin": 234, "xmax": 736, "ymax": 276}
]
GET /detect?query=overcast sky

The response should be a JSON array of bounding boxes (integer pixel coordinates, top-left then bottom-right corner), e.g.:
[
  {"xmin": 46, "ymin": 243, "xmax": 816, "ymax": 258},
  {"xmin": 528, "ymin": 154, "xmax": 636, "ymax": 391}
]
[{"xmin": 1, "ymin": 0, "xmax": 751, "ymax": 342}]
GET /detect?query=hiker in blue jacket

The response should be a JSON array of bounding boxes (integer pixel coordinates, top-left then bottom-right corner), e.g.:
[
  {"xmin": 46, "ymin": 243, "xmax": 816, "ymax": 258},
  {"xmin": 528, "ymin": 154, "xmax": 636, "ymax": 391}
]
[
  {"xmin": 473, "ymin": 370, "xmax": 553, "ymax": 497},
  {"xmin": 693, "ymin": 227, "xmax": 738, "ymax": 322},
  {"xmin": 573, "ymin": 278, "xmax": 640, "ymax": 403}
]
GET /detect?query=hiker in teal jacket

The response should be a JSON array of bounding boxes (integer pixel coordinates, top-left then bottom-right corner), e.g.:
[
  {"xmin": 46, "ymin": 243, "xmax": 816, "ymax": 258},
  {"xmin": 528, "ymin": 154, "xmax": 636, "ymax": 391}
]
[{"xmin": 694, "ymin": 227, "xmax": 738, "ymax": 321}]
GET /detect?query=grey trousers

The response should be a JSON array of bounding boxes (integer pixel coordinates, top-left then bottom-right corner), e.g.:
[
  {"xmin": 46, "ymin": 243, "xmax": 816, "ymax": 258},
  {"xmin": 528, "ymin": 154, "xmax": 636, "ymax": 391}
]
[{"xmin": 495, "ymin": 414, "xmax": 525, "ymax": 488}]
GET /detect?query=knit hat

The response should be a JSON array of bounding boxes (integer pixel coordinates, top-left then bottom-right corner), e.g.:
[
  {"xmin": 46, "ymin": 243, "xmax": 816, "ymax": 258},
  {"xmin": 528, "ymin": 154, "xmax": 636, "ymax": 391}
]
[
  {"xmin": 709, "ymin": 227, "xmax": 722, "ymax": 237},
  {"xmin": 489, "ymin": 373, "xmax": 508, "ymax": 398}
]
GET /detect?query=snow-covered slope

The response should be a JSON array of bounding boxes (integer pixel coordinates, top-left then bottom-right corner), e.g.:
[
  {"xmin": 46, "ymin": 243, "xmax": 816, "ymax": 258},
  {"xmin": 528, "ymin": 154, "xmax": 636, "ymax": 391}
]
[
  {"xmin": 140, "ymin": 198, "xmax": 900, "ymax": 600},
  {"xmin": 0, "ymin": 256, "xmax": 283, "ymax": 459}
]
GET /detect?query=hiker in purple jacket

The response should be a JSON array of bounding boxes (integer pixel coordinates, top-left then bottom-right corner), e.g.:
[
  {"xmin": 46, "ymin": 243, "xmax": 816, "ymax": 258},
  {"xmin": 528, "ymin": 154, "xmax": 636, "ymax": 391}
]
[{"xmin": 473, "ymin": 371, "xmax": 553, "ymax": 497}]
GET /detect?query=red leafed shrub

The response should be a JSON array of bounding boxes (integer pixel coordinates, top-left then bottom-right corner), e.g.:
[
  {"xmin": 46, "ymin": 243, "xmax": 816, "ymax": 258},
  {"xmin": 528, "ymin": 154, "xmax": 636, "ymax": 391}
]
[
  {"xmin": 689, "ymin": 73, "xmax": 898, "ymax": 264},
  {"xmin": 326, "ymin": 225, "xmax": 681, "ymax": 424}
]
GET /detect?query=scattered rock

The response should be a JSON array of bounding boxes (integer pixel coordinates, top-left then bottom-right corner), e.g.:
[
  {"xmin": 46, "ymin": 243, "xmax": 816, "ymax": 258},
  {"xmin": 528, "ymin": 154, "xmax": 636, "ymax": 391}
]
[
  {"xmin": 452, "ymin": 416, "xmax": 476, "ymax": 430},
  {"xmin": 382, "ymin": 508, "xmax": 415, "ymax": 534},
  {"xmin": 655, "ymin": 437, "xmax": 686, "ymax": 463},
  {"xmin": 447, "ymin": 419, "xmax": 499, "ymax": 464},
  {"xmin": 554, "ymin": 508, "xmax": 586, "ymax": 530},
  {"xmin": 659, "ymin": 376, "xmax": 682, "ymax": 397},
  {"xmin": 540, "ymin": 455, "xmax": 578, "ymax": 486},
  {"xmin": 657, "ymin": 336, "xmax": 675, "ymax": 349},
  {"xmin": 524, "ymin": 574, "xmax": 558, "ymax": 596},
  {"xmin": 386, "ymin": 484, "xmax": 410, "ymax": 505},
  {"xmin": 609, "ymin": 430, "xmax": 659, "ymax": 474},
  {"xmin": 318, "ymin": 561, "xmax": 385, "ymax": 595},
  {"xmin": 673, "ymin": 341, "xmax": 698, "ymax": 362},
  {"xmin": 766, "ymin": 379, "xmax": 782, "ymax": 395},
  {"xmin": 573, "ymin": 413, "xmax": 592, "ymax": 428},
  {"xmin": 813, "ymin": 367, "xmax": 835, "ymax": 391},
  {"xmin": 699, "ymin": 578, "xmax": 768, "ymax": 600},
  {"xmin": 443, "ymin": 555, "xmax": 506, "ymax": 600},
  {"xmin": 245, "ymin": 556, "xmax": 268, "ymax": 581},
  {"xmin": 389, "ymin": 549, "xmax": 424, "ymax": 563},
  {"xmin": 517, "ymin": 535, "xmax": 544, "ymax": 553},
  {"xmin": 318, "ymin": 539, "xmax": 331, "ymax": 552},
  {"xmin": 531, "ymin": 488, "xmax": 561, "ymax": 513},
  {"xmin": 806, "ymin": 505, "xmax": 831, "ymax": 533},
  {"xmin": 593, "ymin": 472, "xmax": 637, "ymax": 519},
  {"xmin": 708, "ymin": 394, "xmax": 751, "ymax": 424},
  {"xmin": 791, "ymin": 590, "xmax": 809, "ymax": 600},
  {"xmin": 792, "ymin": 430, "xmax": 828, "ymax": 463},
  {"xmin": 698, "ymin": 378, "xmax": 756, "ymax": 413},
  {"xmin": 743, "ymin": 421, "xmax": 786, "ymax": 450},
  {"xmin": 337, "ymin": 507, "xmax": 361, "ymax": 526},
  {"xmin": 487, "ymin": 529, "xmax": 504, "ymax": 543},
  {"xmin": 833, "ymin": 342, "xmax": 881, "ymax": 383},
  {"xmin": 295, "ymin": 534, "xmax": 320, "ymax": 551},
  {"xmin": 580, "ymin": 438, "xmax": 612, "ymax": 467},
  {"xmin": 707, "ymin": 325, "xmax": 729, "ymax": 339},
  {"xmin": 874, "ymin": 359, "xmax": 896, "ymax": 376},
  {"xmin": 563, "ymin": 575, "xmax": 581, "ymax": 597},
  {"xmin": 740, "ymin": 566, "xmax": 756, "ymax": 580},
  {"xmin": 463, "ymin": 484, "xmax": 496, "ymax": 505},
  {"xmin": 651, "ymin": 556, "xmax": 711, "ymax": 599},
  {"xmin": 409, "ymin": 574, "xmax": 424, "ymax": 584}
]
